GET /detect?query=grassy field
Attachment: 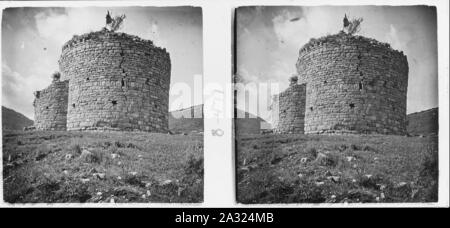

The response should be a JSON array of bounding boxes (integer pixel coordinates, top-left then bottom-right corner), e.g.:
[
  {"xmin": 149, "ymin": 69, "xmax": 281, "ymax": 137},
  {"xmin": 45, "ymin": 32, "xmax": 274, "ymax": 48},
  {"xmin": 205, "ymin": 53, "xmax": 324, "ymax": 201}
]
[
  {"xmin": 236, "ymin": 133, "xmax": 438, "ymax": 204},
  {"xmin": 2, "ymin": 130, "xmax": 203, "ymax": 204}
]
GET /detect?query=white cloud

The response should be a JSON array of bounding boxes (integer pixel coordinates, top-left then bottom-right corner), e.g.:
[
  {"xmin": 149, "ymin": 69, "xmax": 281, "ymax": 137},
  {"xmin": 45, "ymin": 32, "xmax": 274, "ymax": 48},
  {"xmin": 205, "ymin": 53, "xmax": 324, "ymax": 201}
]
[
  {"xmin": 272, "ymin": 8, "xmax": 340, "ymax": 51},
  {"xmin": 237, "ymin": 67, "xmax": 258, "ymax": 83},
  {"xmin": 266, "ymin": 8, "xmax": 343, "ymax": 87},
  {"xmin": 35, "ymin": 8, "xmax": 168, "ymax": 51},
  {"xmin": 35, "ymin": 9, "xmax": 104, "ymax": 45},
  {"xmin": 147, "ymin": 21, "xmax": 166, "ymax": 48},
  {"xmin": 385, "ymin": 24, "xmax": 408, "ymax": 52},
  {"xmin": 2, "ymin": 62, "xmax": 51, "ymax": 119}
]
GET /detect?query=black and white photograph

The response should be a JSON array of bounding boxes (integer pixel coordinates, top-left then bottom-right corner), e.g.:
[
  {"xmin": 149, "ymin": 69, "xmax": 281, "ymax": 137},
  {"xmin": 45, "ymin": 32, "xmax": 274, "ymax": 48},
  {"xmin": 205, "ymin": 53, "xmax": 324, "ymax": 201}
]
[
  {"xmin": 0, "ymin": 0, "xmax": 448, "ymax": 213},
  {"xmin": 1, "ymin": 6, "xmax": 204, "ymax": 203},
  {"xmin": 234, "ymin": 5, "xmax": 439, "ymax": 204}
]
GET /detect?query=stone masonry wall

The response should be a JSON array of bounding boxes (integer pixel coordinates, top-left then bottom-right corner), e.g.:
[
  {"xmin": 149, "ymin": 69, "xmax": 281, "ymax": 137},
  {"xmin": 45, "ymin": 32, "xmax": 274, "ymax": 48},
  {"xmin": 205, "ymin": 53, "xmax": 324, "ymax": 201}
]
[
  {"xmin": 33, "ymin": 80, "xmax": 69, "ymax": 130},
  {"xmin": 59, "ymin": 29, "xmax": 171, "ymax": 132},
  {"xmin": 296, "ymin": 32, "xmax": 409, "ymax": 135},
  {"xmin": 272, "ymin": 83, "xmax": 306, "ymax": 134}
]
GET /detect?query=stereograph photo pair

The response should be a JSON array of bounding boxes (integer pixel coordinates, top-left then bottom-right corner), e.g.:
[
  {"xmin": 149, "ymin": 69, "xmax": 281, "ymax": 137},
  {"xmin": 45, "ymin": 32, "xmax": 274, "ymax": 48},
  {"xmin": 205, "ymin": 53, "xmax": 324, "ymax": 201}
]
[{"xmin": 0, "ymin": 1, "xmax": 447, "ymax": 207}]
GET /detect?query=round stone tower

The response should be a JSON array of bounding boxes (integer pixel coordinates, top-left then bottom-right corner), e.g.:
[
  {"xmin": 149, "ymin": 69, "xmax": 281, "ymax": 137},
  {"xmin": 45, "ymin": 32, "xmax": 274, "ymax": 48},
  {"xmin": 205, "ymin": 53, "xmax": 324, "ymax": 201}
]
[
  {"xmin": 296, "ymin": 32, "xmax": 408, "ymax": 135},
  {"xmin": 59, "ymin": 29, "xmax": 171, "ymax": 132},
  {"xmin": 33, "ymin": 79, "xmax": 69, "ymax": 131}
]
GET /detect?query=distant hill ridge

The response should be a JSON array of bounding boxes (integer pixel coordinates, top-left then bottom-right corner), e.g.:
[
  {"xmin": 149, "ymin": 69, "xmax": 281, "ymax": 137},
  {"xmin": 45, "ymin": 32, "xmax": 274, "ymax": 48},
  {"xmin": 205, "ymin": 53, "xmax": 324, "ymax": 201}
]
[
  {"xmin": 407, "ymin": 107, "xmax": 438, "ymax": 135},
  {"xmin": 3, "ymin": 105, "xmax": 438, "ymax": 136},
  {"xmin": 2, "ymin": 106, "xmax": 34, "ymax": 130},
  {"xmin": 169, "ymin": 104, "xmax": 204, "ymax": 133},
  {"xmin": 168, "ymin": 104, "xmax": 270, "ymax": 133}
]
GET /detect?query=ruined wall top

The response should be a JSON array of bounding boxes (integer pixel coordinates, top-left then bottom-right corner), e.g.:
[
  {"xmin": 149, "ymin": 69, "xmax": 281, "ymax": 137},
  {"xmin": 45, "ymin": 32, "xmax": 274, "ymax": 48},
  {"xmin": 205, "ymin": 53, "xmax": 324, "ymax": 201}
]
[
  {"xmin": 61, "ymin": 28, "xmax": 169, "ymax": 56},
  {"xmin": 298, "ymin": 31, "xmax": 407, "ymax": 59},
  {"xmin": 34, "ymin": 79, "xmax": 69, "ymax": 99}
]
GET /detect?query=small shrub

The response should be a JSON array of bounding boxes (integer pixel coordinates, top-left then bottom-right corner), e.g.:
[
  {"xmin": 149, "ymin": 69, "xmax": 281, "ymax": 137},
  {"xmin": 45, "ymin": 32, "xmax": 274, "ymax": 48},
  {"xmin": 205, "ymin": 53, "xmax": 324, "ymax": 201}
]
[
  {"xmin": 184, "ymin": 154, "xmax": 203, "ymax": 176},
  {"xmin": 126, "ymin": 142, "xmax": 139, "ymax": 149},
  {"xmin": 306, "ymin": 147, "xmax": 318, "ymax": 158},
  {"xmin": 288, "ymin": 179, "xmax": 326, "ymax": 203},
  {"xmin": 425, "ymin": 181, "xmax": 438, "ymax": 202},
  {"xmin": 123, "ymin": 174, "xmax": 145, "ymax": 187},
  {"xmin": 266, "ymin": 181, "xmax": 296, "ymax": 203},
  {"xmin": 114, "ymin": 141, "xmax": 124, "ymax": 148},
  {"xmin": 111, "ymin": 141, "xmax": 139, "ymax": 149},
  {"xmin": 315, "ymin": 152, "xmax": 339, "ymax": 167},
  {"xmin": 150, "ymin": 181, "xmax": 179, "ymax": 202},
  {"xmin": 237, "ymin": 170, "xmax": 278, "ymax": 203},
  {"xmin": 99, "ymin": 141, "xmax": 112, "ymax": 149},
  {"xmin": 362, "ymin": 145, "xmax": 377, "ymax": 152},
  {"xmin": 336, "ymin": 144, "xmax": 348, "ymax": 152},
  {"xmin": 350, "ymin": 144, "xmax": 361, "ymax": 151},
  {"xmin": 420, "ymin": 149, "xmax": 438, "ymax": 180},
  {"xmin": 180, "ymin": 179, "xmax": 204, "ymax": 203},
  {"xmin": 111, "ymin": 186, "xmax": 142, "ymax": 202},
  {"xmin": 33, "ymin": 176, "xmax": 62, "ymax": 202},
  {"xmin": 37, "ymin": 180, "xmax": 60, "ymax": 194},
  {"xmin": 79, "ymin": 149, "xmax": 100, "ymax": 163},
  {"xmin": 418, "ymin": 148, "xmax": 438, "ymax": 202},
  {"xmin": 346, "ymin": 189, "xmax": 377, "ymax": 203},
  {"xmin": 3, "ymin": 173, "xmax": 33, "ymax": 203},
  {"xmin": 347, "ymin": 18, "xmax": 364, "ymax": 35},
  {"xmin": 270, "ymin": 154, "xmax": 283, "ymax": 165},
  {"xmin": 35, "ymin": 144, "xmax": 51, "ymax": 161},
  {"xmin": 289, "ymin": 75, "xmax": 298, "ymax": 85},
  {"xmin": 107, "ymin": 144, "xmax": 118, "ymax": 154},
  {"xmin": 384, "ymin": 183, "xmax": 413, "ymax": 202},
  {"xmin": 54, "ymin": 180, "xmax": 91, "ymax": 203},
  {"xmin": 68, "ymin": 142, "xmax": 82, "ymax": 155},
  {"xmin": 356, "ymin": 173, "xmax": 386, "ymax": 190},
  {"xmin": 51, "ymin": 71, "xmax": 61, "ymax": 81},
  {"xmin": 107, "ymin": 14, "xmax": 126, "ymax": 32}
]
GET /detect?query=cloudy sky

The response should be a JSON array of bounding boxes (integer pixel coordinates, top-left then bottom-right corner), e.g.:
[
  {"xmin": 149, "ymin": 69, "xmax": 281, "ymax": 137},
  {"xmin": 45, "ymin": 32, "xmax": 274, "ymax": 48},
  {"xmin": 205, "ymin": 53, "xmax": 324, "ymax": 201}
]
[
  {"xmin": 236, "ymin": 5, "xmax": 437, "ymax": 119},
  {"xmin": 2, "ymin": 6, "xmax": 202, "ymax": 120}
]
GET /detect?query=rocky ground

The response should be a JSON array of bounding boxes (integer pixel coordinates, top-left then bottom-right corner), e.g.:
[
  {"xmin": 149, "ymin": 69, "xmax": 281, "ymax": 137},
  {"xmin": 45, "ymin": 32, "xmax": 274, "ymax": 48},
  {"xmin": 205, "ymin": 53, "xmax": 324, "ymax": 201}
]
[
  {"xmin": 3, "ymin": 130, "xmax": 203, "ymax": 204},
  {"xmin": 236, "ymin": 133, "xmax": 438, "ymax": 204}
]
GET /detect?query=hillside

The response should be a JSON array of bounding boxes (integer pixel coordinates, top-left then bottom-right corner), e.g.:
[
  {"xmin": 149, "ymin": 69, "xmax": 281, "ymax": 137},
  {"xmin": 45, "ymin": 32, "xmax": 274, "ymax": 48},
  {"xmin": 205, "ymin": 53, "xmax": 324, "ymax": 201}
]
[
  {"xmin": 169, "ymin": 104, "xmax": 204, "ymax": 133},
  {"xmin": 3, "ymin": 130, "xmax": 203, "ymax": 203},
  {"xmin": 234, "ymin": 109, "xmax": 270, "ymax": 134},
  {"xmin": 2, "ymin": 106, "xmax": 34, "ymax": 130},
  {"xmin": 237, "ymin": 133, "xmax": 438, "ymax": 203},
  {"xmin": 168, "ymin": 104, "xmax": 270, "ymax": 134},
  {"xmin": 407, "ymin": 107, "xmax": 438, "ymax": 136}
]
